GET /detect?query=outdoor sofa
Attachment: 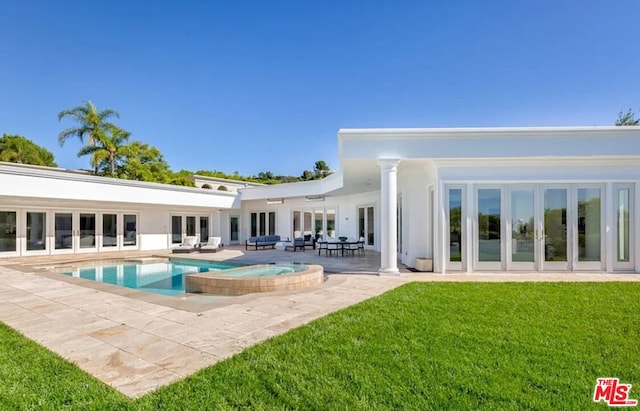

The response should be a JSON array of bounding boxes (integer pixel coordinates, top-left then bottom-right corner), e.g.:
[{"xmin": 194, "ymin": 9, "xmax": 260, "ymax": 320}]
[{"xmin": 245, "ymin": 235, "xmax": 284, "ymax": 250}]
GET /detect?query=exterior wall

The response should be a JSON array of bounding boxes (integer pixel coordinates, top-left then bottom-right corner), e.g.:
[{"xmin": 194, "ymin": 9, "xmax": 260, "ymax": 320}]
[{"xmin": 397, "ymin": 161, "xmax": 437, "ymax": 268}]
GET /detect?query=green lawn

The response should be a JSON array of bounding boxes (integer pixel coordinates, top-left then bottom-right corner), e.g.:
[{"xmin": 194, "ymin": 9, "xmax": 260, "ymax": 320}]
[{"xmin": 1, "ymin": 282, "xmax": 639, "ymax": 410}]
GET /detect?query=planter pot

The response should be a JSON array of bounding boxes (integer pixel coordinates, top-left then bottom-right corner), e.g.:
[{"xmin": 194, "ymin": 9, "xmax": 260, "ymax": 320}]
[{"xmin": 414, "ymin": 258, "xmax": 433, "ymax": 272}]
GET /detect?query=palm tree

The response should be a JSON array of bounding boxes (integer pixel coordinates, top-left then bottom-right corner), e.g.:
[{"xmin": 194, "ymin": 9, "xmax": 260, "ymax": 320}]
[
  {"xmin": 76, "ymin": 125, "xmax": 131, "ymax": 176},
  {"xmin": 58, "ymin": 101, "xmax": 119, "ymax": 173}
]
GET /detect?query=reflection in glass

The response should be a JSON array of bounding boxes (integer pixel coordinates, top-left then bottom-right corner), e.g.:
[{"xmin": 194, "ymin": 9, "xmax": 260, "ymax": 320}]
[
  {"xmin": 250, "ymin": 213, "xmax": 257, "ymax": 237},
  {"xmin": 55, "ymin": 213, "xmax": 73, "ymax": 250},
  {"xmin": 544, "ymin": 189, "xmax": 567, "ymax": 262},
  {"xmin": 124, "ymin": 214, "xmax": 137, "ymax": 246},
  {"xmin": 102, "ymin": 214, "xmax": 117, "ymax": 247},
  {"xmin": 617, "ymin": 189, "xmax": 630, "ymax": 262},
  {"xmin": 258, "ymin": 212, "xmax": 266, "ymax": 236},
  {"xmin": 578, "ymin": 188, "xmax": 601, "ymax": 262},
  {"xmin": 314, "ymin": 211, "xmax": 324, "ymax": 240},
  {"xmin": 79, "ymin": 213, "xmax": 96, "ymax": 248},
  {"xmin": 26, "ymin": 212, "xmax": 46, "ymax": 251},
  {"xmin": 367, "ymin": 207, "xmax": 375, "ymax": 246},
  {"xmin": 292, "ymin": 211, "xmax": 300, "ymax": 238},
  {"xmin": 511, "ymin": 189, "xmax": 535, "ymax": 263},
  {"xmin": 172, "ymin": 216, "xmax": 182, "ymax": 244},
  {"xmin": 268, "ymin": 212, "xmax": 276, "ymax": 236},
  {"xmin": 478, "ymin": 189, "xmax": 501, "ymax": 262},
  {"xmin": 186, "ymin": 216, "xmax": 196, "ymax": 237},
  {"xmin": 326, "ymin": 209, "xmax": 336, "ymax": 238},
  {"xmin": 199, "ymin": 217, "xmax": 209, "ymax": 243},
  {"xmin": 230, "ymin": 217, "xmax": 239, "ymax": 242},
  {"xmin": 303, "ymin": 211, "xmax": 312, "ymax": 236},
  {"xmin": 0, "ymin": 211, "xmax": 17, "ymax": 252},
  {"xmin": 449, "ymin": 189, "xmax": 462, "ymax": 262}
]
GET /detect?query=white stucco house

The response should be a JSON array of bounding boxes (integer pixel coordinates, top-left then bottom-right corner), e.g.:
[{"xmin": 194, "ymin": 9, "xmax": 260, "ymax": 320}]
[{"xmin": 1, "ymin": 126, "xmax": 639, "ymax": 274}]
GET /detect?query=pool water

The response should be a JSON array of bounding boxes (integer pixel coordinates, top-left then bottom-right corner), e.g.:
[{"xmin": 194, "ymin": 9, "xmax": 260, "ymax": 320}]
[{"xmin": 61, "ymin": 259, "xmax": 306, "ymax": 296}]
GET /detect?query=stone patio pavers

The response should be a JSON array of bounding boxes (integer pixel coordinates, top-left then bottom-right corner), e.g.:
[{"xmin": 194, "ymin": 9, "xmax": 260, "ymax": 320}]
[{"xmin": 1, "ymin": 249, "xmax": 639, "ymax": 398}]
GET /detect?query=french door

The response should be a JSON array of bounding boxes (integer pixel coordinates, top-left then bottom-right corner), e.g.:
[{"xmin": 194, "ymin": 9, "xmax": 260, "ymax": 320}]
[{"xmin": 471, "ymin": 184, "xmax": 606, "ymax": 271}]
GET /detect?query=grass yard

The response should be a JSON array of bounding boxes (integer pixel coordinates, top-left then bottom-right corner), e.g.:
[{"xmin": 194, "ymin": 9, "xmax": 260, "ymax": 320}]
[{"xmin": 1, "ymin": 282, "xmax": 639, "ymax": 410}]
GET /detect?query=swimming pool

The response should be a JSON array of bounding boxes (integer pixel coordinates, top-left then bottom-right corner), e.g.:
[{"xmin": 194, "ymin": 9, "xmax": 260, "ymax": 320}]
[{"xmin": 61, "ymin": 259, "xmax": 313, "ymax": 296}]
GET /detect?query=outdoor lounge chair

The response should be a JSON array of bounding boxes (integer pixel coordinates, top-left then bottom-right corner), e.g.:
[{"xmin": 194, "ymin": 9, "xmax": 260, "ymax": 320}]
[
  {"xmin": 172, "ymin": 236, "xmax": 198, "ymax": 253},
  {"xmin": 200, "ymin": 236, "xmax": 221, "ymax": 253}
]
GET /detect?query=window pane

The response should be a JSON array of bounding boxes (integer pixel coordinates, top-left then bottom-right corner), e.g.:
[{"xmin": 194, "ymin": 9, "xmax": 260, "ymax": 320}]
[
  {"xmin": 367, "ymin": 207, "xmax": 375, "ymax": 246},
  {"xmin": 478, "ymin": 189, "xmax": 501, "ymax": 262},
  {"xmin": 544, "ymin": 189, "xmax": 567, "ymax": 262},
  {"xmin": 250, "ymin": 213, "xmax": 257, "ymax": 237},
  {"xmin": 102, "ymin": 214, "xmax": 117, "ymax": 247},
  {"xmin": 200, "ymin": 217, "xmax": 209, "ymax": 243},
  {"xmin": 230, "ymin": 217, "xmax": 239, "ymax": 241},
  {"xmin": 26, "ymin": 212, "xmax": 47, "ymax": 251},
  {"xmin": 449, "ymin": 189, "xmax": 462, "ymax": 262},
  {"xmin": 186, "ymin": 216, "xmax": 196, "ymax": 237},
  {"xmin": 0, "ymin": 211, "xmax": 17, "ymax": 252},
  {"xmin": 124, "ymin": 214, "xmax": 137, "ymax": 246},
  {"xmin": 79, "ymin": 213, "xmax": 96, "ymax": 248},
  {"xmin": 268, "ymin": 212, "xmax": 276, "ymax": 236},
  {"xmin": 511, "ymin": 189, "xmax": 535, "ymax": 263},
  {"xmin": 55, "ymin": 213, "xmax": 73, "ymax": 250},
  {"xmin": 326, "ymin": 209, "xmax": 336, "ymax": 238},
  {"xmin": 292, "ymin": 211, "xmax": 300, "ymax": 238},
  {"xmin": 259, "ymin": 212, "xmax": 266, "ymax": 236},
  {"xmin": 578, "ymin": 188, "xmax": 601, "ymax": 262},
  {"xmin": 303, "ymin": 211, "xmax": 312, "ymax": 236},
  {"xmin": 172, "ymin": 216, "xmax": 182, "ymax": 244},
  {"xmin": 314, "ymin": 211, "xmax": 324, "ymax": 240},
  {"xmin": 617, "ymin": 189, "xmax": 630, "ymax": 262}
]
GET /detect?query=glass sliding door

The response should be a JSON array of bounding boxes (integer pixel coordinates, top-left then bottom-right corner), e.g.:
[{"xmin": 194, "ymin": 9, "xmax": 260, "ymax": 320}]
[
  {"xmin": 102, "ymin": 214, "xmax": 117, "ymax": 248},
  {"xmin": 613, "ymin": 185, "xmax": 634, "ymax": 271},
  {"xmin": 0, "ymin": 211, "xmax": 17, "ymax": 253},
  {"xmin": 258, "ymin": 213, "xmax": 266, "ymax": 236},
  {"xmin": 508, "ymin": 187, "xmax": 536, "ymax": 270},
  {"xmin": 447, "ymin": 187, "xmax": 464, "ymax": 270},
  {"xmin": 55, "ymin": 213, "xmax": 73, "ymax": 250},
  {"xmin": 26, "ymin": 212, "xmax": 47, "ymax": 251},
  {"xmin": 79, "ymin": 213, "xmax": 96, "ymax": 249},
  {"xmin": 123, "ymin": 214, "xmax": 137, "ymax": 247},
  {"xmin": 542, "ymin": 187, "xmax": 569, "ymax": 270},
  {"xmin": 476, "ymin": 188, "xmax": 502, "ymax": 270},
  {"xmin": 575, "ymin": 187, "xmax": 603, "ymax": 270}
]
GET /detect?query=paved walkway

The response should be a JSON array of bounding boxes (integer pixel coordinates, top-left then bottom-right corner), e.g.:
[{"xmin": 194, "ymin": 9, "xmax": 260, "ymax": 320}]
[{"xmin": 1, "ymin": 248, "xmax": 638, "ymax": 397}]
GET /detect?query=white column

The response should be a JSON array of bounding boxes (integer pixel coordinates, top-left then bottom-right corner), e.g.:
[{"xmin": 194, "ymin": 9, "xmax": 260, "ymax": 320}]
[{"xmin": 378, "ymin": 159, "xmax": 401, "ymax": 275}]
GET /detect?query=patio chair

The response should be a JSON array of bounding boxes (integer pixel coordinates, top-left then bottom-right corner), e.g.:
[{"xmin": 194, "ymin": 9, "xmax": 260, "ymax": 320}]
[
  {"xmin": 326, "ymin": 241, "xmax": 340, "ymax": 256},
  {"xmin": 172, "ymin": 236, "xmax": 198, "ymax": 253},
  {"xmin": 317, "ymin": 239, "xmax": 328, "ymax": 255},
  {"xmin": 200, "ymin": 236, "xmax": 221, "ymax": 253},
  {"xmin": 357, "ymin": 237, "xmax": 365, "ymax": 256},
  {"xmin": 346, "ymin": 238, "xmax": 360, "ymax": 256}
]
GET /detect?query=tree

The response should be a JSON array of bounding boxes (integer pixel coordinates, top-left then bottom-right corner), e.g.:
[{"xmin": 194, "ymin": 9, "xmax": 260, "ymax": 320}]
[
  {"xmin": 615, "ymin": 109, "xmax": 639, "ymax": 126},
  {"xmin": 115, "ymin": 141, "xmax": 172, "ymax": 182},
  {"xmin": 313, "ymin": 160, "xmax": 331, "ymax": 178},
  {"xmin": 0, "ymin": 134, "xmax": 57, "ymax": 167},
  {"xmin": 76, "ymin": 125, "xmax": 130, "ymax": 176},
  {"xmin": 58, "ymin": 101, "xmax": 120, "ymax": 173}
]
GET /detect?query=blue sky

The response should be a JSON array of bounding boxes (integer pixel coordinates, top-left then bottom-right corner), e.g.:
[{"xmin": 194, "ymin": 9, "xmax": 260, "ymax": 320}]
[{"xmin": 1, "ymin": 1, "xmax": 639, "ymax": 176}]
